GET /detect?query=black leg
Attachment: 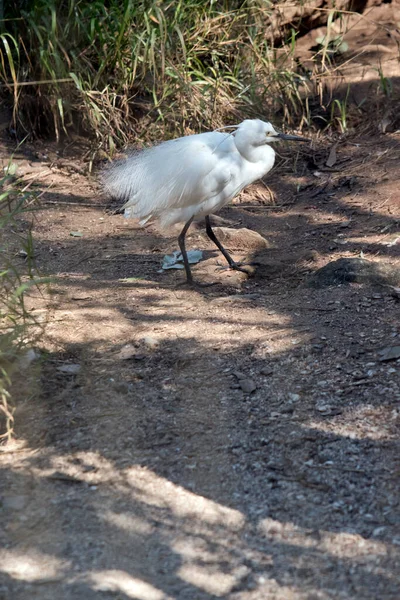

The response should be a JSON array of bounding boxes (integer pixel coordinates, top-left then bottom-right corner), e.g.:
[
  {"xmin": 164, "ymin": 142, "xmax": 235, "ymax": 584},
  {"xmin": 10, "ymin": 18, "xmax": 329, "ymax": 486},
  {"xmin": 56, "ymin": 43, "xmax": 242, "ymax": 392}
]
[
  {"xmin": 205, "ymin": 215, "xmax": 249, "ymax": 273},
  {"xmin": 178, "ymin": 216, "xmax": 194, "ymax": 283}
]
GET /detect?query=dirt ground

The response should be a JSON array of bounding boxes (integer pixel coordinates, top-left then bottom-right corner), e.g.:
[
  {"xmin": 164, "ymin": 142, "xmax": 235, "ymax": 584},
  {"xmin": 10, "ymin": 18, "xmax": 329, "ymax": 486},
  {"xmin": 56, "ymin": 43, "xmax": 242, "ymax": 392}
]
[
  {"xmin": 1, "ymin": 3, "xmax": 400, "ymax": 591},
  {"xmin": 0, "ymin": 123, "xmax": 399, "ymax": 600}
]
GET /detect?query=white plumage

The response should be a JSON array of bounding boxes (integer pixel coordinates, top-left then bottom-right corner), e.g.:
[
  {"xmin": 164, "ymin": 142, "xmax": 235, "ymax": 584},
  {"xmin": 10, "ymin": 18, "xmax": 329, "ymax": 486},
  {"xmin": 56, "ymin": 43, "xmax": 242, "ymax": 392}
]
[{"xmin": 103, "ymin": 119, "xmax": 307, "ymax": 283}]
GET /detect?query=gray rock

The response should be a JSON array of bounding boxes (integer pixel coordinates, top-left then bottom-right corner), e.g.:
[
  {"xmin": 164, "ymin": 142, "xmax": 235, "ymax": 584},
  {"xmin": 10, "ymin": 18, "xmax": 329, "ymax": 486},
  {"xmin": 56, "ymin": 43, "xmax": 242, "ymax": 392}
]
[
  {"xmin": 205, "ymin": 227, "xmax": 270, "ymax": 250},
  {"xmin": 142, "ymin": 336, "xmax": 159, "ymax": 349},
  {"xmin": 233, "ymin": 371, "xmax": 247, "ymax": 380},
  {"xmin": 378, "ymin": 346, "xmax": 400, "ymax": 362},
  {"xmin": 239, "ymin": 379, "xmax": 257, "ymax": 393},
  {"xmin": 260, "ymin": 367, "xmax": 273, "ymax": 376},
  {"xmin": 57, "ymin": 363, "xmax": 81, "ymax": 375},
  {"xmin": 307, "ymin": 258, "xmax": 400, "ymax": 288},
  {"xmin": 116, "ymin": 344, "xmax": 137, "ymax": 360},
  {"xmin": 2, "ymin": 495, "xmax": 28, "ymax": 510},
  {"xmin": 18, "ymin": 348, "xmax": 40, "ymax": 369}
]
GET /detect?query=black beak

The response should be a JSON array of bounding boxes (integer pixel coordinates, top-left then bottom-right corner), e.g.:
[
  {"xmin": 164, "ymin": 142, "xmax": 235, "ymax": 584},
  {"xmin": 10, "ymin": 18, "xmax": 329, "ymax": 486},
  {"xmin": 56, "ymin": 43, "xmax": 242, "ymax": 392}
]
[{"xmin": 276, "ymin": 132, "xmax": 308, "ymax": 142}]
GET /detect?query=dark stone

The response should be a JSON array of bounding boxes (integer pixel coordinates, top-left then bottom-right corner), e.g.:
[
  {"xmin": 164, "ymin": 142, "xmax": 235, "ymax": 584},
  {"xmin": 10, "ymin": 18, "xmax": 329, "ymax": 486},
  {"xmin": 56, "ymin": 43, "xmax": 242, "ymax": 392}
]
[{"xmin": 307, "ymin": 258, "xmax": 400, "ymax": 289}]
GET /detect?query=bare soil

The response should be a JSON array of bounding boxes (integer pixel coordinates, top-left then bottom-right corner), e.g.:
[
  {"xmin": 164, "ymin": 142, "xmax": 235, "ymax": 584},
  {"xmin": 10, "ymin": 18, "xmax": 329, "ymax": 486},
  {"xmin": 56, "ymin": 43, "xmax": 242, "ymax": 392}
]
[
  {"xmin": 2, "ymin": 5, "xmax": 400, "ymax": 588},
  {"xmin": 0, "ymin": 124, "xmax": 399, "ymax": 600}
]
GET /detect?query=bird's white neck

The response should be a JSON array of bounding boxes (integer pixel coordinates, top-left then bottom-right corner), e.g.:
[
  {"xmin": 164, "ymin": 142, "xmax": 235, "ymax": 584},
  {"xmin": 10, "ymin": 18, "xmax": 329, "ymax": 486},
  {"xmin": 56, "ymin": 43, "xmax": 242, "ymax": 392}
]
[{"xmin": 234, "ymin": 135, "xmax": 275, "ymax": 166}]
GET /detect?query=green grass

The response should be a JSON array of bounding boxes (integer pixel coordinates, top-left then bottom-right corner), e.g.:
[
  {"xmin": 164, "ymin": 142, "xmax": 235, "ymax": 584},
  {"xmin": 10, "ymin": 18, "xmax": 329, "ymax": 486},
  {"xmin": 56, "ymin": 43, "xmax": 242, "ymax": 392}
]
[
  {"xmin": 0, "ymin": 1, "xmax": 397, "ymax": 152},
  {"xmin": 1, "ymin": 0, "xmax": 317, "ymax": 151},
  {"xmin": 0, "ymin": 173, "xmax": 48, "ymax": 441}
]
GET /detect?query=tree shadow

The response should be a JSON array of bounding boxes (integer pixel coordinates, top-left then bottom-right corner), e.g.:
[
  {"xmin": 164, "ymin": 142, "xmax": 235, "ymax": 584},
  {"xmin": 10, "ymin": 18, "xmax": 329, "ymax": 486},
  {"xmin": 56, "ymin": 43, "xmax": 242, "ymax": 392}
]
[{"xmin": 2, "ymin": 293, "xmax": 399, "ymax": 598}]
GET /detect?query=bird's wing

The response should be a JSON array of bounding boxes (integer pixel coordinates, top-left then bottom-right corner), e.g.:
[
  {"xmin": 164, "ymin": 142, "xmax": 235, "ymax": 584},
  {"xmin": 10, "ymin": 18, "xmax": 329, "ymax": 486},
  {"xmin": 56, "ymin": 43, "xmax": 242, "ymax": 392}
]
[{"xmin": 102, "ymin": 132, "xmax": 239, "ymax": 221}]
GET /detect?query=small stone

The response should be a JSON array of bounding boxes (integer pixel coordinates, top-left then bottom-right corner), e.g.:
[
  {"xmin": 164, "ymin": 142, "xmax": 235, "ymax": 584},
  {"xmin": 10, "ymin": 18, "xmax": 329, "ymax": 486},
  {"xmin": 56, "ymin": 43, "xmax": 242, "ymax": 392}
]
[
  {"xmin": 392, "ymin": 537, "xmax": 400, "ymax": 546},
  {"xmin": 57, "ymin": 363, "xmax": 81, "ymax": 375},
  {"xmin": 113, "ymin": 382, "xmax": 132, "ymax": 394},
  {"xmin": 288, "ymin": 393, "xmax": 300, "ymax": 402},
  {"xmin": 18, "ymin": 348, "xmax": 40, "ymax": 369},
  {"xmin": 71, "ymin": 293, "xmax": 91, "ymax": 301},
  {"xmin": 378, "ymin": 346, "xmax": 400, "ymax": 362},
  {"xmin": 239, "ymin": 379, "xmax": 257, "ymax": 393},
  {"xmin": 116, "ymin": 344, "xmax": 137, "ymax": 360},
  {"xmin": 142, "ymin": 336, "xmax": 159, "ymax": 349},
  {"xmin": 2, "ymin": 495, "xmax": 28, "ymax": 510},
  {"xmin": 372, "ymin": 526, "xmax": 386, "ymax": 537},
  {"xmin": 388, "ymin": 286, "xmax": 400, "ymax": 300},
  {"xmin": 260, "ymin": 367, "xmax": 273, "ymax": 376},
  {"xmin": 233, "ymin": 371, "xmax": 247, "ymax": 380},
  {"xmin": 316, "ymin": 403, "xmax": 332, "ymax": 413}
]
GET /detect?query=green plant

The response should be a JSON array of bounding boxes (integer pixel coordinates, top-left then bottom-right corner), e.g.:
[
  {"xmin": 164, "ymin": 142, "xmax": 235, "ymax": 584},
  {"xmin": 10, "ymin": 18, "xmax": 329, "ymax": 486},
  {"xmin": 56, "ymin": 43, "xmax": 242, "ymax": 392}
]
[
  {"xmin": 315, "ymin": 9, "xmax": 348, "ymax": 68},
  {"xmin": 0, "ymin": 1, "xmax": 392, "ymax": 151},
  {"xmin": 377, "ymin": 63, "xmax": 392, "ymax": 98},
  {"xmin": 0, "ymin": 0, "xmax": 314, "ymax": 149},
  {"xmin": 0, "ymin": 174, "xmax": 48, "ymax": 441},
  {"xmin": 329, "ymin": 85, "xmax": 350, "ymax": 133}
]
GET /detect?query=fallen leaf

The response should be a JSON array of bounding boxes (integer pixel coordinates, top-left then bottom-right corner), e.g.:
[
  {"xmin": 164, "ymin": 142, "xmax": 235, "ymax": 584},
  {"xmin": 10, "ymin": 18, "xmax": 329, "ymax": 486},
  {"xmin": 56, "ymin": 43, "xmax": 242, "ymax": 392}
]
[{"xmin": 326, "ymin": 143, "xmax": 338, "ymax": 167}]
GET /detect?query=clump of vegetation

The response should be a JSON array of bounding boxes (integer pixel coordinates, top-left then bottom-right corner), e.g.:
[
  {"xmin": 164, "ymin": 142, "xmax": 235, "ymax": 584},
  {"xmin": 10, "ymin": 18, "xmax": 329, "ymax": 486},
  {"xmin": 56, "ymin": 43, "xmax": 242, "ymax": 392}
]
[
  {"xmin": 0, "ymin": 0, "xmax": 317, "ymax": 151},
  {"xmin": 0, "ymin": 1, "xmax": 397, "ymax": 151},
  {"xmin": 0, "ymin": 171, "xmax": 47, "ymax": 441}
]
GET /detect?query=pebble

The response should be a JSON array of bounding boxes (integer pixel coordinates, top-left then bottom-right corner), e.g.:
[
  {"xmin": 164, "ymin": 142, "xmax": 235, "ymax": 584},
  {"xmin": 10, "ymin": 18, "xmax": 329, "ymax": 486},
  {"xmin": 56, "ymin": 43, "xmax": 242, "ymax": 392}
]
[
  {"xmin": 372, "ymin": 526, "xmax": 386, "ymax": 537},
  {"xmin": 2, "ymin": 495, "xmax": 28, "ymax": 510},
  {"xmin": 392, "ymin": 537, "xmax": 400, "ymax": 546},
  {"xmin": 112, "ymin": 382, "xmax": 133, "ymax": 394},
  {"xmin": 316, "ymin": 403, "xmax": 332, "ymax": 413},
  {"xmin": 57, "ymin": 363, "xmax": 81, "ymax": 375},
  {"xmin": 233, "ymin": 371, "xmax": 247, "ymax": 380},
  {"xmin": 116, "ymin": 344, "xmax": 138, "ymax": 360},
  {"xmin": 260, "ymin": 367, "xmax": 273, "ymax": 376},
  {"xmin": 142, "ymin": 336, "xmax": 159, "ymax": 349},
  {"xmin": 270, "ymin": 411, "xmax": 281, "ymax": 418},
  {"xmin": 239, "ymin": 379, "xmax": 257, "ymax": 394},
  {"xmin": 18, "ymin": 348, "xmax": 40, "ymax": 369},
  {"xmin": 379, "ymin": 346, "xmax": 400, "ymax": 362}
]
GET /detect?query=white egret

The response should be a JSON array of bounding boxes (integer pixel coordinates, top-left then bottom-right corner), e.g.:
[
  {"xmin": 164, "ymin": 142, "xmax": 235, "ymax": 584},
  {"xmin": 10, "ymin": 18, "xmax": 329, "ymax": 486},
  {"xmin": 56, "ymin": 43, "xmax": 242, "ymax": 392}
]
[{"xmin": 103, "ymin": 119, "xmax": 307, "ymax": 284}]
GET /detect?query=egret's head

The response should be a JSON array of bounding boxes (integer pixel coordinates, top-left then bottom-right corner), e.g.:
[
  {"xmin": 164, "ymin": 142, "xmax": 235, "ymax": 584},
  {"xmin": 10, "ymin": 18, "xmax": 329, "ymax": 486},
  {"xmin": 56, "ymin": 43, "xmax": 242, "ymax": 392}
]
[{"xmin": 236, "ymin": 119, "xmax": 307, "ymax": 145}]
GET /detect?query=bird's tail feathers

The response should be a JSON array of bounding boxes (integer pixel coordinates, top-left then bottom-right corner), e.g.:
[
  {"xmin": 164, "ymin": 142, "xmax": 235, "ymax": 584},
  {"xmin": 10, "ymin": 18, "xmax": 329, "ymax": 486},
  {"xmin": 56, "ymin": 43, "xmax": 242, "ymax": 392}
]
[{"xmin": 101, "ymin": 137, "xmax": 217, "ymax": 226}]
